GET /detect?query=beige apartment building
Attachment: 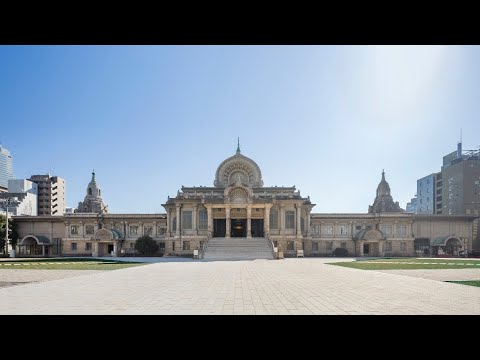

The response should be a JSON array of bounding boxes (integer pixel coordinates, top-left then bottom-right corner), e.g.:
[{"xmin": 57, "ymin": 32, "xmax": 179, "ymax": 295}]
[
  {"xmin": 29, "ymin": 174, "xmax": 66, "ymax": 216},
  {"xmin": 13, "ymin": 144, "xmax": 479, "ymax": 258}
]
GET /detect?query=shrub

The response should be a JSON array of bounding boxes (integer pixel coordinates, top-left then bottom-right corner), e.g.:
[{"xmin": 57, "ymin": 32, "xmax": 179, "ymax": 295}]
[
  {"xmin": 332, "ymin": 248, "xmax": 349, "ymax": 257},
  {"xmin": 134, "ymin": 236, "xmax": 159, "ymax": 256}
]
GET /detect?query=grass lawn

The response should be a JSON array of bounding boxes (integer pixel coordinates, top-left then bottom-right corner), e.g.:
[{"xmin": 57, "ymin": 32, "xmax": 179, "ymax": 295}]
[
  {"xmin": 446, "ymin": 281, "xmax": 480, "ymax": 287},
  {"xmin": 330, "ymin": 258, "xmax": 480, "ymax": 270},
  {"xmin": 0, "ymin": 258, "xmax": 145, "ymax": 270}
]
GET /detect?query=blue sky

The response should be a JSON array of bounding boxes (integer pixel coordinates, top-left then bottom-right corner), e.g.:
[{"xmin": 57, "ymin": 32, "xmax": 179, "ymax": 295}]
[{"xmin": 1, "ymin": 45, "xmax": 479, "ymax": 213}]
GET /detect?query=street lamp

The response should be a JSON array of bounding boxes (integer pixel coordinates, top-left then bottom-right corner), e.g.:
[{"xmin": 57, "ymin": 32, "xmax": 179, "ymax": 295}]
[{"xmin": 0, "ymin": 197, "xmax": 15, "ymax": 257}]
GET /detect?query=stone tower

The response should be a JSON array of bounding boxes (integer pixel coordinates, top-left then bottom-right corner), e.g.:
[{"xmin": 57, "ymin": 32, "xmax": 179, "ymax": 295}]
[
  {"xmin": 75, "ymin": 170, "xmax": 108, "ymax": 214},
  {"xmin": 368, "ymin": 170, "xmax": 403, "ymax": 213}
]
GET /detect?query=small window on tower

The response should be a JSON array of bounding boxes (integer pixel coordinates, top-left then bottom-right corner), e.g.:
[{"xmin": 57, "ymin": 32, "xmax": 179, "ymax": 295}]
[{"xmin": 88, "ymin": 188, "xmax": 92, "ymax": 196}]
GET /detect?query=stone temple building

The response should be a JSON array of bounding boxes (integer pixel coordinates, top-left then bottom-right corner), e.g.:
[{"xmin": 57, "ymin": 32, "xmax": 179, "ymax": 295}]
[{"xmin": 13, "ymin": 143, "xmax": 479, "ymax": 258}]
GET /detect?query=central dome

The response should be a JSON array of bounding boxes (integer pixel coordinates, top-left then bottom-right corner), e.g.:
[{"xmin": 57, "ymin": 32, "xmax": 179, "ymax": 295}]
[{"xmin": 214, "ymin": 142, "xmax": 263, "ymax": 188}]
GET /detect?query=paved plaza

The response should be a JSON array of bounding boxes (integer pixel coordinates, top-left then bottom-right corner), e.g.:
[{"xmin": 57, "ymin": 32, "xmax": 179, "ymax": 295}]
[{"xmin": 0, "ymin": 258, "xmax": 479, "ymax": 314}]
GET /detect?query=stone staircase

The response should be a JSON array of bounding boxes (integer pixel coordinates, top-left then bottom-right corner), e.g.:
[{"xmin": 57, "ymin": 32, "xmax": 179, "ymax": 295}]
[{"xmin": 202, "ymin": 237, "xmax": 274, "ymax": 260}]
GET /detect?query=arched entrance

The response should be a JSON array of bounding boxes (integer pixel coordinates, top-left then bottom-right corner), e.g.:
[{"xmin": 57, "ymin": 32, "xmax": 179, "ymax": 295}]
[
  {"xmin": 93, "ymin": 228, "xmax": 122, "ymax": 257},
  {"xmin": 18, "ymin": 235, "xmax": 51, "ymax": 257},
  {"xmin": 432, "ymin": 236, "xmax": 465, "ymax": 256}
]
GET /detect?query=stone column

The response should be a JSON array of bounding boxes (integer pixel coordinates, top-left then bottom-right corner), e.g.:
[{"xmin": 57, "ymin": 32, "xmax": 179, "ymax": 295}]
[
  {"xmin": 247, "ymin": 206, "xmax": 252, "ymax": 238},
  {"xmin": 113, "ymin": 242, "xmax": 117, "ymax": 257},
  {"xmin": 207, "ymin": 206, "xmax": 213, "ymax": 238},
  {"xmin": 264, "ymin": 206, "xmax": 270, "ymax": 237},
  {"xmin": 393, "ymin": 221, "xmax": 397, "ymax": 238},
  {"xmin": 333, "ymin": 222, "xmax": 337, "ymax": 238},
  {"xmin": 306, "ymin": 209, "xmax": 311, "ymax": 237},
  {"xmin": 192, "ymin": 205, "xmax": 198, "ymax": 235},
  {"xmin": 153, "ymin": 221, "xmax": 157, "ymax": 237},
  {"xmin": 79, "ymin": 221, "xmax": 84, "ymax": 238},
  {"xmin": 280, "ymin": 204, "xmax": 285, "ymax": 232},
  {"xmin": 225, "ymin": 206, "xmax": 231, "ymax": 238},
  {"xmin": 64, "ymin": 222, "xmax": 70, "ymax": 238},
  {"xmin": 175, "ymin": 204, "xmax": 181, "ymax": 238},
  {"xmin": 167, "ymin": 209, "xmax": 171, "ymax": 237},
  {"xmin": 359, "ymin": 241, "xmax": 364, "ymax": 257},
  {"xmin": 296, "ymin": 204, "xmax": 302, "ymax": 237}
]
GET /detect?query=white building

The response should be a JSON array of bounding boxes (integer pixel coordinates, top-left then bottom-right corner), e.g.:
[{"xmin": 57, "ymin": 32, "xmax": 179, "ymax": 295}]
[{"xmin": 0, "ymin": 179, "xmax": 38, "ymax": 216}]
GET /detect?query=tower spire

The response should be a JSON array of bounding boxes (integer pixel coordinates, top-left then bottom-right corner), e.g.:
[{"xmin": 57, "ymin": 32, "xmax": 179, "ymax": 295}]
[
  {"xmin": 382, "ymin": 169, "xmax": 385, "ymax": 180},
  {"xmin": 92, "ymin": 169, "xmax": 95, "ymax": 182},
  {"xmin": 236, "ymin": 137, "xmax": 241, "ymax": 154}
]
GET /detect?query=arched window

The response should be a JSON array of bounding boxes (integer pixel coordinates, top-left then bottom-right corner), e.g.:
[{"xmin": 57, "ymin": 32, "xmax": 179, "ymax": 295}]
[
  {"xmin": 172, "ymin": 217, "xmax": 176, "ymax": 231},
  {"xmin": 99, "ymin": 189, "xmax": 101, "ymax": 196},
  {"xmin": 88, "ymin": 188, "xmax": 92, "ymax": 196}
]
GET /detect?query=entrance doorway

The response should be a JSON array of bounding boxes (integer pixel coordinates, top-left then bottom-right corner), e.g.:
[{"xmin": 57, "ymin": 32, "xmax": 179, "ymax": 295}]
[
  {"xmin": 108, "ymin": 244, "xmax": 114, "ymax": 254},
  {"xmin": 251, "ymin": 219, "xmax": 264, "ymax": 237},
  {"xmin": 214, "ymin": 219, "xmax": 226, "ymax": 237},
  {"xmin": 363, "ymin": 244, "xmax": 370, "ymax": 255},
  {"xmin": 231, "ymin": 219, "xmax": 246, "ymax": 237}
]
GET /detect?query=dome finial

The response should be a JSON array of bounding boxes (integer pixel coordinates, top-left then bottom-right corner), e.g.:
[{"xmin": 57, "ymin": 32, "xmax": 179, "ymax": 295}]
[
  {"xmin": 382, "ymin": 169, "xmax": 385, "ymax": 181},
  {"xmin": 236, "ymin": 137, "xmax": 241, "ymax": 154},
  {"xmin": 92, "ymin": 169, "xmax": 95, "ymax": 182}
]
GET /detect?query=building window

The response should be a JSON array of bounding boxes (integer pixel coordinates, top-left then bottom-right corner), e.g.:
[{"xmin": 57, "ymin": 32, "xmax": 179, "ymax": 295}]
[
  {"xmin": 420, "ymin": 199, "xmax": 423, "ymax": 204},
  {"xmin": 285, "ymin": 211, "xmax": 295, "ymax": 229},
  {"xmin": 130, "ymin": 243, "xmax": 134, "ymax": 248},
  {"xmin": 397, "ymin": 225, "xmax": 406, "ymax": 236},
  {"xmin": 287, "ymin": 241, "xmax": 294, "ymax": 251},
  {"xmin": 198, "ymin": 210, "xmax": 208, "ymax": 230},
  {"xmin": 341, "ymin": 242, "xmax": 347, "ymax": 249},
  {"xmin": 420, "ymin": 182, "xmax": 423, "ymax": 187},
  {"xmin": 183, "ymin": 241, "xmax": 190, "ymax": 250},
  {"xmin": 381, "ymin": 225, "xmax": 392, "ymax": 235},
  {"xmin": 400, "ymin": 242, "xmax": 406, "ymax": 251},
  {"xmin": 172, "ymin": 241, "xmax": 175, "ymax": 251},
  {"xmin": 88, "ymin": 188, "xmax": 92, "ymax": 195},
  {"xmin": 144, "ymin": 226, "xmax": 153, "ymax": 236},
  {"xmin": 427, "ymin": 197, "xmax": 430, "ymax": 202},
  {"xmin": 269, "ymin": 210, "xmax": 278, "ymax": 229},
  {"xmin": 427, "ymin": 205, "xmax": 430, "ymax": 210},
  {"xmin": 326, "ymin": 241, "xmax": 333, "ymax": 250},
  {"xmin": 130, "ymin": 226, "xmax": 138, "ymax": 235},
  {"xmin": 159, "ymin": 242, "xmax": 166, "ymax": 250},
  {"xmin": 85, "ymin": 242, "xmax": 92, "ymax": 251},
  {"xmin": 356, "ymin": 225, "xmax": 362, "ymax": 230},
  {"xmin": 312, "ymin": 225, "xmax": 320, "ymax": 235},
  {"xmin": 85, "ymin": 225, "xmax": 94, "ymax": 235},
  {"xmin": 419, "ymin": 190, "xmax": 422, "ymax": 195},
  {"xmin": 339, "ymin": 225, "xmax": 347, "ymax": 236},
  {"xmin": 301, "ymin": 217, "xmax": 305, "ymax": 232},
  {"xmin": 427, "ymin": 179, "xmax": 430, "ymax": 184},
  {"xmin": 158, "ymin": 226, "xmax": 167, "ymax": 235},
  {"xmin": 385, "ymin": 242, "xmax": 392, "ymax": 251},
  {"xmin": 427, "ymin": 188, "xmax": 430, "ymax": 193},
  {"xmin": 273, "ymin": 241, "xmax": 278, "ymax": 248},
  {"xmin": 312, "ymin": 242, "xmax": 319, "ymax": 251},
  {"xmin": 182, "ymin": 211, "xmax": 192, "ymax": 229},
  {"xmin": 172, "ymin": 218, "xmax": 176, "ymax": 231},
  {"xmin": 70, "ymin": 243, "xmax": 77, "ymax": 251},
  {"xmin": 324, "ymin": 225, "xmax": 333, "ymax": 235},
  {"xmin": 71, "ymin": 226, "xmax": 78, "ymax": 235}
]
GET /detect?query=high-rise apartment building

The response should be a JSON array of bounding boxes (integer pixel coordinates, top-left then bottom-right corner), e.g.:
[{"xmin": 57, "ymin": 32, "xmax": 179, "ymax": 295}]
[
  {"xmin": 0, "ymin": 145, "xmax": 14, "ymax": 191},
  {"xmin": 29, "ymin": 174, "xmax": 66, "ymax": 216}
]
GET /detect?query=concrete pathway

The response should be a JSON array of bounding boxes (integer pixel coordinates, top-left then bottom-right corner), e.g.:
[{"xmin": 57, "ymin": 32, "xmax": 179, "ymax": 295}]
[{"xmin": 0, "ymin": 258, "xmax": 479, "ymax": 314}]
